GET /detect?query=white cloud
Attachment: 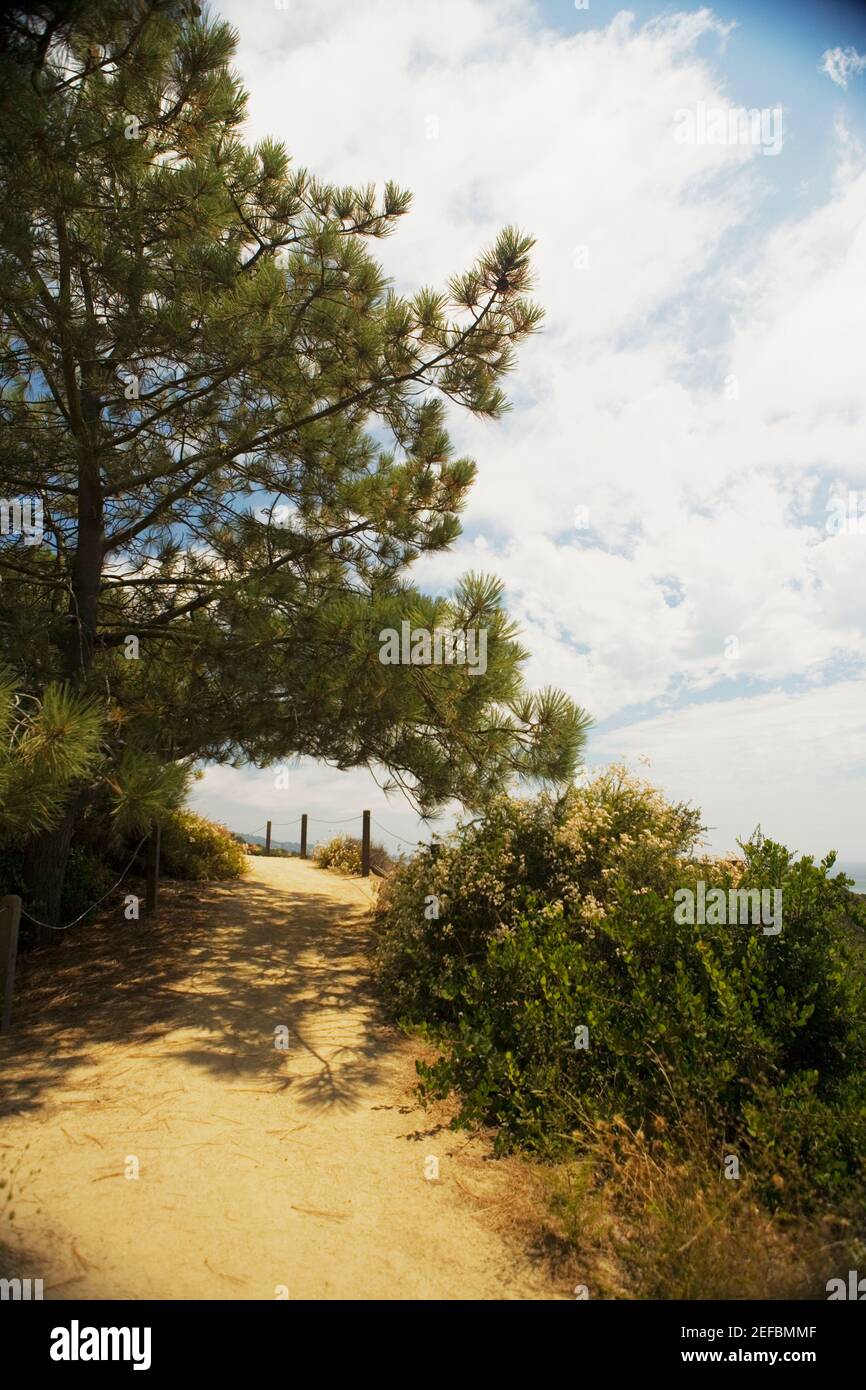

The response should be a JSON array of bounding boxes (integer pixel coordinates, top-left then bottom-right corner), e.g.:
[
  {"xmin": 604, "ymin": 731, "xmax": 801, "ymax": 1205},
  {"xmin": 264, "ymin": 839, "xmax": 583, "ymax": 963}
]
[
  {"xmin": 592, "ymin": 679, "xmax": 866, "ymax": 859},
  {"xmin": 820, "ymin": 46, "xmax": 866, "ymax": 91}
]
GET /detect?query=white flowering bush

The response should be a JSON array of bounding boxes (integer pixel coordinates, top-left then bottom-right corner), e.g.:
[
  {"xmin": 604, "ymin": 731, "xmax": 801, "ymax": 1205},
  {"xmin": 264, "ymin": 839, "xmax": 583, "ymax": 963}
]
[
  {"xmin": 375, "ymin": 766, "xmax": 703, "ymax": 1015},
  {"xmin": 374, "ymin": 767, "xmax": 866, "ymax": 1207}
]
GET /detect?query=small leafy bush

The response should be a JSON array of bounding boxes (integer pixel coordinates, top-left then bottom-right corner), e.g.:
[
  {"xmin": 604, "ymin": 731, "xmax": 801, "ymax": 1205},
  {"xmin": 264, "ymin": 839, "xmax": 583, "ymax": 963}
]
[
  {"xmin": 374, "ymin": 767, "xmax": 866, "ymax": 1208},
  {"xmin": 314, "ymin": 834, "xmax": 393, "ymax": 876},
  {"xmin": 158, "ymin": 810, "xmax": 247, "ymax": 881}
]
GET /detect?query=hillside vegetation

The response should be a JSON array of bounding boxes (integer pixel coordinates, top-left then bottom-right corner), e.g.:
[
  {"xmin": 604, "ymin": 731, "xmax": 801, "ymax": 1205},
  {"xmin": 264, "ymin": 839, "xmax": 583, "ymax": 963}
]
[{"xmin": 374, "ymin": 766, "xmax": 866, "ymax": 1296}]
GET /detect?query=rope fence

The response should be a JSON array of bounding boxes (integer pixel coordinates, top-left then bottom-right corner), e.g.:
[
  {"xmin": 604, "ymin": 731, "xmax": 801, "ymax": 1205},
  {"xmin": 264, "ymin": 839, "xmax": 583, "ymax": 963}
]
[
  {"xmin": 1, "ymin": 807, "xmax": 434, "ymax": 1034},
  {"xmin": 242, "ymin": 809, "xmax": 432, "ymax": 872},
  {"xmin": 12, "ymin": 811, "xmax": 427, "ymax": 937},
  {"xmin": 19, "ymin": 834, "xmax": 150, "ymax": 933}
]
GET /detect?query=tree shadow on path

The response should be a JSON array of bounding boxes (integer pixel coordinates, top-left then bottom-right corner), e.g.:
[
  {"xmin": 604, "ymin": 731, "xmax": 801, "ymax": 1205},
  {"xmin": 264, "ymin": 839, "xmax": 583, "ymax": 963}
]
[{"xmin": 0, "ymin": 860, "xmax": 394, "ymax": 1121}]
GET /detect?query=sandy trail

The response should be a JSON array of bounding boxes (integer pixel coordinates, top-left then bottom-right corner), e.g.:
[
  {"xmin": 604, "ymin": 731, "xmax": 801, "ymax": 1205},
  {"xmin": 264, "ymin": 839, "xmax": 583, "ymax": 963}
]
[{"xmin": 0, "ymin": 856, "xmax": 558, "ymax": 1300}]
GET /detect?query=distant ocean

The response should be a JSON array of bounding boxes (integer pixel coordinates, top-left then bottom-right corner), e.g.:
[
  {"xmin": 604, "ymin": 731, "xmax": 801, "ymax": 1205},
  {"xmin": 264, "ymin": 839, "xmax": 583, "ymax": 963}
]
[{"xmin": 838, "ymin": 863, "xmax": 866, "ymax": 894}]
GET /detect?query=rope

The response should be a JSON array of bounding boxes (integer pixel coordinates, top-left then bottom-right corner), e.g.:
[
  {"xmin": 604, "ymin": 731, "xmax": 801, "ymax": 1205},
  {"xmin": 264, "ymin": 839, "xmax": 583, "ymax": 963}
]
[
  {"xmin": 371, "ymin": 818, "xmax": 424, "ymax": 847},
  {"xmin": 307, "ymin": 815, "xmax": 361, "ymax": 826},
  {"xmin": 17, "ymin": 813, "xmax": 428, "ymax": 934},
  {"xmin": 249, "ymin": 813, "xmax": 428, "ymax": 847},
  {"xmin": 21, "ymin": 835, "xmax": 149, "ymax": 932}
]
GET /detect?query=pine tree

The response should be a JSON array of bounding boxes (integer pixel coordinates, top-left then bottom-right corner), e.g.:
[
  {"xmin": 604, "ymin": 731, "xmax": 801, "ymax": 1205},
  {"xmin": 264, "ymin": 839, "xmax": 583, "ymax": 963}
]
[
  {"xmin": 0, "ymin": 668, "xmax": 188, "ymax": 934},
  {"xmin": 0, "ymin": 673, "xmax": 104, "ymax": 842},
  {"xmin": 0, "ymin": 1, "xmax": 590, "ymax": 921}
]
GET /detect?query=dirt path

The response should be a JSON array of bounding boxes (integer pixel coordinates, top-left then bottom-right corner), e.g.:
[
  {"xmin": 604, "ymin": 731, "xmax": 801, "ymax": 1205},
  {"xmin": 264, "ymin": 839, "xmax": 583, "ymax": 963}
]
[{"xmin": 0, "ymin": 857, "xmax": 559, "ymax": 1300}]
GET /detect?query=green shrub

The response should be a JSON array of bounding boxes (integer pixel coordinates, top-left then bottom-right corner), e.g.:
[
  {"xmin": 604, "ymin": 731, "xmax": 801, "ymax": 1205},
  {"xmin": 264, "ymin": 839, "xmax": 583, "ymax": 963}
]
[
  {"xmin": 60, "ymin": 843, "xmax": 111, "ymax": 920},
  {"xmin": 0, "ymin": 841, "xmax": 109, "ymax": 935},
  {"xmin": 314, "ymin": 834, "xmax": 393, "ymax": 876},
  {"xmin": 0, "ymin": 844, "xmax": 26, "ymax": 900},
  {"xmin": 374, "ymin": 767, "xmax": 866, "ymax": 1207},
  {"xmin": 158, "ymin": 810, "xmax": 247, "ymax": 881}
]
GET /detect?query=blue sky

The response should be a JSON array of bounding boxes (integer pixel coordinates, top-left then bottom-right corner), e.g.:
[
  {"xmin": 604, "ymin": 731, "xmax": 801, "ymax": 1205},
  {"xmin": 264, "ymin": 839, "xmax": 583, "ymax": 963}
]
[{"xmin": 192, "ymin": 0, "xmax": 866, "ymax": 864}]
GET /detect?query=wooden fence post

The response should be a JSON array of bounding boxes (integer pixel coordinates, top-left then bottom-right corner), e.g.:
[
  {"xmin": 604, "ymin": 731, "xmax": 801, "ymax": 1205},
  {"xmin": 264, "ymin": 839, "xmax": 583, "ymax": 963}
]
[
  {"xmin": 145, "ymin": 824, "xmax": 161, "ymax": 915},
  {"xmin": 265, "ymin": 820, "xmax": 272, "ymax": 855},
  {"xmin": 300, "ymin": 814, "xmax": 308, "ymax": 859},
  {"xmin": 361, "ymin": 809, "xmax": 371, "ymax": 877},
  {"xmin": 0, "ymin": 895, "xmax": 22, "ymax": 1033}
]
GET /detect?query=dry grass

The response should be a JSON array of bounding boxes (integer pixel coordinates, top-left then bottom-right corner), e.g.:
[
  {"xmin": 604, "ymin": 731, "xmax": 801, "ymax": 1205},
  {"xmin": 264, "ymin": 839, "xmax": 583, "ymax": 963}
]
[
  {"xmin": 389, "ymin": 1040, "xmax": 866, "ymax": 1300},
  {"xmin": 533, "ymin": 1113, "xmax": 866, "ymax": 1300}
]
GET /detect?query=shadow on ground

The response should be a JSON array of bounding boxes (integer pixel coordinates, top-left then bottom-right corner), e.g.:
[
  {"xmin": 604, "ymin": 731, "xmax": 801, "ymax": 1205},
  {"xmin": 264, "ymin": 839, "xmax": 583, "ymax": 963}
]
[{"xmin": 0, "ymin": 863, "xmax": 389, "ymax": 1120}]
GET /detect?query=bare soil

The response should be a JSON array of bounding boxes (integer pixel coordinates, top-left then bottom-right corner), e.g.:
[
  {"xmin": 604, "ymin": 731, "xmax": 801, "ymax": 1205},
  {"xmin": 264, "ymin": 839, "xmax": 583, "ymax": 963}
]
[{"xmin": 0, "ymin": 856, "xmax": 563, "ymax": 1300}]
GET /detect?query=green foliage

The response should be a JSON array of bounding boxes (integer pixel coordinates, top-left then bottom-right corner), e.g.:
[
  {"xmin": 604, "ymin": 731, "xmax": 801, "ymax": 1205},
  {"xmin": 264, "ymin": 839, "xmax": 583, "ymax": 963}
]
[
  {"xmin": 0, "ymin": 668, "xmax": 189, "ymax": 850},
  {"xmin": 374, "ymin": 767, "xmax": 866, "ymax": 1206},
  {"xmin": 158, "ymin": 809, "xmax": 247, "ymax": 881},
  {"xmin": 0, "ymin": 844, "xmax": 26, "ymax": 899},
  {"xmin": 107, "ymin": 749, "xmax": 190, "ymax": 838},
  {"xmin": 0, "ymin": 671, "xmax": 103, "ymax": 841},
  {"xmin": 59, "ymin": 843, "xmax": 111, "ymax": 921},
  {"xmin": 0, "ymin": 840, "xmax": 109, "ymax": 923},
  {"xmin": 314, "ymin": 834, "xmax": 393, "ymax": 876},
  {"xmin": 0, "ymin": 0, "xmax": 588, "ymax": 833}
]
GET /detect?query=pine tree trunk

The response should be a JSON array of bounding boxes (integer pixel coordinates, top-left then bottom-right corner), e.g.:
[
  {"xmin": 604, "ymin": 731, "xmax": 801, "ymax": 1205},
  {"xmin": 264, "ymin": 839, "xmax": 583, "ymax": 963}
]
[
  {"xmin": 28, "ymin": 378, "xmax": 106, "ymax": 940},
  {"xmin": 22, "ymin": 808, "xmax": 77, "ymax": 946}
]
